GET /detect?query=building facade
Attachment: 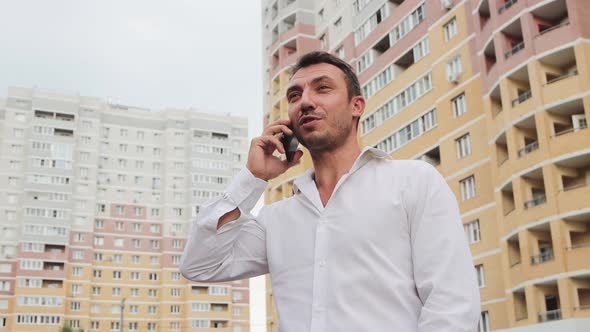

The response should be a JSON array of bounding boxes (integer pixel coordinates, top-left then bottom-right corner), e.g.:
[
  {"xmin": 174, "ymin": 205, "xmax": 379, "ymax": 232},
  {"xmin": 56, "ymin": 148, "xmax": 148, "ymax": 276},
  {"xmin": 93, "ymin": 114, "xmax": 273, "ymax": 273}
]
[
  {"xmin": 0, "ymin": 87, "xmax": 251, "ymax": 332},
  {"xmin": 261, "ymin": 0, "xmax": 590, "ymax": 331}
]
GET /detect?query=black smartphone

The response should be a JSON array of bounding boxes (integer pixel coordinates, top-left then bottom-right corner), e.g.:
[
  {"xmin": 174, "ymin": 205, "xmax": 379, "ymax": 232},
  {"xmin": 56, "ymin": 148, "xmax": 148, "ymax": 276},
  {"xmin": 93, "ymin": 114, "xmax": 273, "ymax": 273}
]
[{"xmin": 280, "ymin": 127, "xmax": 299, "ymax": 162}]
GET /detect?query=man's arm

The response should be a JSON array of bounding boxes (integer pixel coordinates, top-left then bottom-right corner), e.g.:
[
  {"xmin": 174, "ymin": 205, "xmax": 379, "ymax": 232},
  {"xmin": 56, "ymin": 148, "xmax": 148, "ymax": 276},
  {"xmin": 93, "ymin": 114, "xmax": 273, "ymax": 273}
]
[
  {"xmin": 408, "ymin": 162, "xmax": 481, "ymax": 331},
  {"xmin": 179, "ymin": 167, "xmax": 269, "ymax": 282},
  {"xmin": 180, "ymin": 118, "xmax": 303, "ymax": 282}
]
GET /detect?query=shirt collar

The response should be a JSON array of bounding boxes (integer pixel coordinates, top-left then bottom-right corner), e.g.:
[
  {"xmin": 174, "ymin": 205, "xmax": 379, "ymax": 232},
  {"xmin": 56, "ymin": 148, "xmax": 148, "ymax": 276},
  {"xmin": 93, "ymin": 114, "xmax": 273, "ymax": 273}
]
[{"xmin": 292, "ymin": 147, "xmax": 389, "ymax": 195}]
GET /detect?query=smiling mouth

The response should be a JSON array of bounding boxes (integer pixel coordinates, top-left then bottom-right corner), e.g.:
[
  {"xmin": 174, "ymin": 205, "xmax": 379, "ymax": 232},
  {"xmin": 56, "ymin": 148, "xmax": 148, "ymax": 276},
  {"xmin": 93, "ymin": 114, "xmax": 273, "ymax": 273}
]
[{"xmin": 299, "ymin": 117, "xmax": 321, "ymax": 126}]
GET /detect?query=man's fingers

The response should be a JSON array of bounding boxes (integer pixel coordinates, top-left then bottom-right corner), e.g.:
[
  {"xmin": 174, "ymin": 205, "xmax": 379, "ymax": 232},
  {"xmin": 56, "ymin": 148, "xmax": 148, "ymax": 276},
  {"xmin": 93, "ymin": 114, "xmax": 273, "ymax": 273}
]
[
  {"xmin": 258, "ymin": 135, "xmax": 285, "ymax": 154},
  {"xmin": 285, "ymin": 150, "xmax": 304, "ymax": 166},
  {"xmin": 262, "ymin": 124, "xmax": 293, "ymax": 137}
]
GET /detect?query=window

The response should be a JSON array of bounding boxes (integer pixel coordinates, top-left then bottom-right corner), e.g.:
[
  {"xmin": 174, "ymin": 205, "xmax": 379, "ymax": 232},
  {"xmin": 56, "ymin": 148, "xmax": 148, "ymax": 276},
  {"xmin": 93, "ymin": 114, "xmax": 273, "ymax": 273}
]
[
  {"xmin": 92, "ymin": 286, "xmax": 101, "ymax": 295},
  {"xmin": 148, "ymin": 305, "xmax": 157, "ymax": 314},
  {"xmin": 131, "ymin": 272, "xmax": 140, "ymax": 280},
  {"xmin": 112, "ymin": 287, "xmax": 121, "ymax": 296},
  {"xmin": 464, "ymin": 219, "xmax": 481, "ymax": 244},
  {"xmin": 460, "ymin": 175, "xmax": 476, "ymax": 201},
  {"xmin": 233, "ymin": 290, "xmax": 243, "ymax": 301},
  {"xmin": 171, "ymin": 272, "xmax": 181, "ymax": 281},
  {"xmin": 112, "ymin": 254, "xmax": 122, "ymax": 263},
  {"xmin": 170, "ymin": 304, "xmax": 181, "ymax": 314},
  {"xmin": 149, "ymin": 273, "xmax": 159, "ymax": 281},
  {"xmin": 93, "ymin": 269, "xmax": 102, "ymax": 278},
  {"xmin": 91, "ymin": 304, "xmax": 100, "ymax": 313},
  {"xmin": 233, "ymin": 307, "xmax": 242, "ymax": 316},
  {"xmin": 94, "ymin": 236, "xmax": 104, "ymax": 246},
  {"xmin": 446, "ymin": 54, "xmax": 463, "ymax": 82},
  {"xmin": 475, "ymin": 264, "xmax": 485, "ymax": 288},
  {"xmin": 334, "ymin": 17, "xmax": 343, "ymax": 32},
  {"xmin": 150, "ymin": 224, "xmax": 160, "ymax": 233},
  {"xmin": 192, "ymin": 320, "xmax": 210, "ymax": 328},
  {"xmin": 150, "ymin": 256, "xmax": 159, "ymax": 265},
  {"xmin": 150, "ymin": 240, "xmax": 160, "ymax": 249},
  {"xmin": 133, "ymin": 207, "xmax": 142, "ymax": 216},
  {"xmin": 172, "ymin": 240, "xmax": 182, "ymax": 249},
  {"xmin": 172, "ymin": 255, "xmax": 181, "ymax": 265},
  {"xmin": 452, "ymin": 93, "xmax": 467, "ymax": 117},
  {"xmin": 444, "ymin": 17, "xmax": 458, "ymax": 40},
  {"xmin": 209, "ymin": 286, "xmax": 228, "ymax": 295},
  {"xmin": 478, "ymin": 311, "xmax": 490, "ymax": 332},
  {"xmin": 113, "ymin": 271, "xmax": 122, "ymax": 280},
  {"xmin": 132, "ymin": 255, "xmax": 140, "ymax": 264},
  {"xmin": 455, "ymin": 134, "xmax": 472, "ymax": 159},
  {"xmin": 148, "ymin": 289, "xmax": 157, "ymax": 298},
  {"xmin": 130, "ymin": 304, "xmax": 138, "ymax": 312},
  {"xmin": 336, "ymin": 46, "xmax": 345, "ymax": 59},
  {"xmin": 70, "ymin": 302, "xmax": 81, "ymax": 311},
  {"xmin": 114, "ymin": 238, "xmax": 124, "ymax": 247},
  {"xmin": 130, "ymin": 288, "xmax": 139, "ymax": 297},
  {"xmin": 72, "ymin": 250, "xmax": 85, "ymax": 260}
]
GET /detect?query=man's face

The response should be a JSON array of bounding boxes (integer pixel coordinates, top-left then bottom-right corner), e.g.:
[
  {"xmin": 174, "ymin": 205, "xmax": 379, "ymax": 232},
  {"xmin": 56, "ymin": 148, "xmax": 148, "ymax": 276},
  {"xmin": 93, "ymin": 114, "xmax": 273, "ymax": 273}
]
[{"xmin": 286, "ymin": 63, "xmax": 364, "ymax": 152}]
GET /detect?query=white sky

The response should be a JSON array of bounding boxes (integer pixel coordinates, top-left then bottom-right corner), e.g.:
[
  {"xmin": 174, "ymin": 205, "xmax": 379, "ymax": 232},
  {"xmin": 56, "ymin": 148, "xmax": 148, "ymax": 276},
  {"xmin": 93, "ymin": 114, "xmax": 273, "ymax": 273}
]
[
  {"xmin": 0, "ymin": 0, "xmax": 265, "ymax": 138},
  {"xmin": 0, "ymin": 1, "xmax": 266, "ymax": 330}
]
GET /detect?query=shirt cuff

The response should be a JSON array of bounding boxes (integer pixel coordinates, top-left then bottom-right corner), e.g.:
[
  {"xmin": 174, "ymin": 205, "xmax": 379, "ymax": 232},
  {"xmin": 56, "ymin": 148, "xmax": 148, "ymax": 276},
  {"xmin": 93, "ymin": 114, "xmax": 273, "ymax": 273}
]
[{"xmin": 224, "ymin": 167, "xmax": 268, "ymax": 213}]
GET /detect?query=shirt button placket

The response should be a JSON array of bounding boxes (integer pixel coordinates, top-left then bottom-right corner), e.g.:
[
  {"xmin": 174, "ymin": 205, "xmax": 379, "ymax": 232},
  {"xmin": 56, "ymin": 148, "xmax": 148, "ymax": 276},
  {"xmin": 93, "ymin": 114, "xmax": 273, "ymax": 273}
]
[{"xmin": 310, "ymin": 214, "xmax": 328, "ymax": 332}]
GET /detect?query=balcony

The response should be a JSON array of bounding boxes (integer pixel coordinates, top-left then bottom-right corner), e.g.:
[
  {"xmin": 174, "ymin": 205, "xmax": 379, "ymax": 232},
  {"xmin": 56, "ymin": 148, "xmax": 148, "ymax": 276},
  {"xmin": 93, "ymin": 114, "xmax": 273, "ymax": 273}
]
[
  {"xmin": 517, "ymin": 140, "xmax": 538, "ymax": 158},
  {"xmin": 538, "ymin": 309, "xmax": 561, "ymax": 322},
  {"xmin": 511, "ymin": 90, "xmax": 531, "ymax": 107},
  {"xmin": 498, "ymin": 0, "xmax": 518, "ymax": 15},
  {"xmin": 555, "ymin": 153, "xmax": 590, "ymax": 213},
  {"xmin": 505, "ymin": 41, "xmax": 524, "ymax": 60},
  {"xmin": 524, "ymin": 193, "xmax": 545, "ymax": 210},
  {"xmin": 478, "ymin": 0, "xmax": 491, "ymax": 31},
  {"xmin": 540, "ymin": 47, "xmax": 581, "ymax": 105},
  {"xmin": 532, "ymin": 0, "xmax": 571, "ymax": 52},
  {"xmin": 490, "ymin": 84, "xmax": 503, "ymax": 119},
  {"xmin": 513, "ymin": 289, "xmax": 528, "ymax": 323},
  {"xmin": 531, "ymin": 249, "xmax": 554, "ymax": 265}
]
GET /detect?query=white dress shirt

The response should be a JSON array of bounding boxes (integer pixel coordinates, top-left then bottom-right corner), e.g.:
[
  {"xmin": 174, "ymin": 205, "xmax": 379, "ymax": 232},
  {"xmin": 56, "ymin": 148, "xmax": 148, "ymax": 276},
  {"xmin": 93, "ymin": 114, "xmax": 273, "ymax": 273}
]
[{"xmin": 180, "ymin": 147, "xmax": 481, "ymax": 332}]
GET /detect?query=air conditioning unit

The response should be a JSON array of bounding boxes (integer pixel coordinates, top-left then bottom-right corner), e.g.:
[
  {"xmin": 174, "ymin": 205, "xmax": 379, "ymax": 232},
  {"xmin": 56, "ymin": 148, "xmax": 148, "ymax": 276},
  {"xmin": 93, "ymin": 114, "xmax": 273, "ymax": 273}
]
[
  {"xmin": 572, "ymin": 114, "xmax": 587, "ymax": 131},
  {"xmin": 441, "ymin": 0, "xmax": 453, "ymax": 10},
  {"xmin": 448, "ymin": 72, "xmax": 460, "ymax": 83}
]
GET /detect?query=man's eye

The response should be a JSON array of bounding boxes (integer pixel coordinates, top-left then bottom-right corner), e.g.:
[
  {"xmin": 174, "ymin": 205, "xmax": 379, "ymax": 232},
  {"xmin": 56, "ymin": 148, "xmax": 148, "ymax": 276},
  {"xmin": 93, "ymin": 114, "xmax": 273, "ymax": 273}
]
[
  {"xmin": 288, "ymin": 93, "xmax": 300, "ymax": 102},
  {"xmin": 319, "ymin": 85, "xmax": 330, "ymax": 90}
]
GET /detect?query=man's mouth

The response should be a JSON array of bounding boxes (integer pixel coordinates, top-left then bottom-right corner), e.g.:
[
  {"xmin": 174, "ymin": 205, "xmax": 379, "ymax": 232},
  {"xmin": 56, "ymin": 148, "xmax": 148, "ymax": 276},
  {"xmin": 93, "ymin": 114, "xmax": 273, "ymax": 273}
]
[{"xmin": 299, "ymin": 115, "xmax": 322, "ymax": 126}]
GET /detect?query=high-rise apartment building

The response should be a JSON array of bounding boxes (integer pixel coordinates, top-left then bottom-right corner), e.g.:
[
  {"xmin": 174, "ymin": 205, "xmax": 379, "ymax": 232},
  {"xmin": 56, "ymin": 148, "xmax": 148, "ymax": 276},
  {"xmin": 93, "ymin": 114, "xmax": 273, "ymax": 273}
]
[
  {"xmin": 0, "ymin": 87, "xmax": 251, "ymax": 332},
  {"xmin": 261, "ymin": 0, "xmax": 590, "ymax": 331}
]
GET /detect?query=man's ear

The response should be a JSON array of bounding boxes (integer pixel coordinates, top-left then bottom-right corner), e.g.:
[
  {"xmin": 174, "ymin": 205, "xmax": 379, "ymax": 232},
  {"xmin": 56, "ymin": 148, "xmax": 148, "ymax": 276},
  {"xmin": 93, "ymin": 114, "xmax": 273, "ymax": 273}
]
[{"xmin": 351, "ymin": 95, "xmax": 365, "ymax": 120}]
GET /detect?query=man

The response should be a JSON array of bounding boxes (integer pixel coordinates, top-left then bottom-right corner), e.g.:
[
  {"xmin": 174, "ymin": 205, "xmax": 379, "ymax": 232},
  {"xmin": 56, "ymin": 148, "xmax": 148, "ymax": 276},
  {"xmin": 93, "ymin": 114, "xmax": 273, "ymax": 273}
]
[{"xmin": 180, "ymin": 51, "xmax": 481, "ymax": 331}]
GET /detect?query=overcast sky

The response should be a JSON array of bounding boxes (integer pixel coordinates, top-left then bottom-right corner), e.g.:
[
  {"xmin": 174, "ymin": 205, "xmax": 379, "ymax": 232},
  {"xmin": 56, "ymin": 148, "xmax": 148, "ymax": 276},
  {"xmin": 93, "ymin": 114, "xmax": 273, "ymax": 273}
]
[
  {"xmin": 0, "ymin": 0, "xmax": 265, "ymax": 138},
  {"xmin": 0, "ymin": 0, "xmax": 266, "ymax": 330}
]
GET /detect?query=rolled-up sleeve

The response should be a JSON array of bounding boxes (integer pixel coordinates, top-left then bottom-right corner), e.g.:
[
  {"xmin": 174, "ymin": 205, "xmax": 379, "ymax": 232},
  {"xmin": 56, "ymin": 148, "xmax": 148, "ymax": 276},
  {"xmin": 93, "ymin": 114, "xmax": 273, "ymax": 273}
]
[
  {"xmin": 408, "ymin": 162, "xmax": 481, "ymax": 331},
  {"xmin": 179, "ymin": 167, "xmax": 270, "ymax": 282}
]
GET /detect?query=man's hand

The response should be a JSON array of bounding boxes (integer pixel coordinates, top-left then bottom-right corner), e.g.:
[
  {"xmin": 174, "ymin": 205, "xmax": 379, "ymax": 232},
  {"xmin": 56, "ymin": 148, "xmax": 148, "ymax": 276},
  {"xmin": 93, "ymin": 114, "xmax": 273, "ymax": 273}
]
[{"xmin": 246, "ymin": 119, "xmax": 304, "ymax": 181}]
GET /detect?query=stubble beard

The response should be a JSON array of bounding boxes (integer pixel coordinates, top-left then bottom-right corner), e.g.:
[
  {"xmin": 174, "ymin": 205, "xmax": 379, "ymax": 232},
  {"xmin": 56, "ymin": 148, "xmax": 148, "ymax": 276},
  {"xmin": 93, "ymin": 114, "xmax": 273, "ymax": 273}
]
[{"xmin": 294, "ymin": 117, "xmax": 353, "ymax": 154}]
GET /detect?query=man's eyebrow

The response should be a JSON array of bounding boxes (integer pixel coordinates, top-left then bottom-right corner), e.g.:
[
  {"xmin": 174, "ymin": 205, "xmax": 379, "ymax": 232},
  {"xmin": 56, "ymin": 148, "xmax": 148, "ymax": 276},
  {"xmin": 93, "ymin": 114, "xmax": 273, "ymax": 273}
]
[
  {"xmin": 286, "ymin": 85, "xmax": 301, "ymax": 98},
  {"xmin": 311, "ymin": 75, "xmax": 335, "ymax": 85},
  {"xmin": 286, "ymin": 75, "xmax": 337, "ymax": 98}
]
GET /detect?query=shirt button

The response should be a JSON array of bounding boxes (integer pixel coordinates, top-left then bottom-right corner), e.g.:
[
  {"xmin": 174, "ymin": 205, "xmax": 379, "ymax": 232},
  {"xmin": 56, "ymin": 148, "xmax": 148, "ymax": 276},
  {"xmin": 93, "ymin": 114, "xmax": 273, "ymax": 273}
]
[
  {"xmin": 319, "ymin": 260, "xmax": 326, "ymax": 267},
  {"xmin": 222, "ymin": 193, "xmax": 229, "ymax": 199}
]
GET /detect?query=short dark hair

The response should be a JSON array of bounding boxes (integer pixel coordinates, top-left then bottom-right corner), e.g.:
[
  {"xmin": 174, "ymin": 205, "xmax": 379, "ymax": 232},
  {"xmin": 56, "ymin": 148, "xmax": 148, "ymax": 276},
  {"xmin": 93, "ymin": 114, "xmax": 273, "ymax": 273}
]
[{"xmin": 291, "ymin": 51, "xmax": 361, "ymax": 101}]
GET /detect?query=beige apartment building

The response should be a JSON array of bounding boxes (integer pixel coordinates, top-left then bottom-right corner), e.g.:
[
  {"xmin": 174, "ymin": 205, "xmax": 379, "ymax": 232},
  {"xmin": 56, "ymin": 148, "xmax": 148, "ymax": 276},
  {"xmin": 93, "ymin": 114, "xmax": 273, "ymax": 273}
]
[
  {"xmin": 0, "ymin": 87, "xmax": 251, "ymax": 332},
  {"xmin": 261, "ymin": 0, "xmax": 590, "ymax": 331}
]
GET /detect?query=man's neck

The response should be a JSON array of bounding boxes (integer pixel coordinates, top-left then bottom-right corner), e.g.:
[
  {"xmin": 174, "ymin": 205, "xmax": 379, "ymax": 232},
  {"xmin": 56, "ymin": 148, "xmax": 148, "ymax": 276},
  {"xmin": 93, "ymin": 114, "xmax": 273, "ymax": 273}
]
[{"xmin": 310, "ymin": 140, "xmax": 362, "ymax": 192}]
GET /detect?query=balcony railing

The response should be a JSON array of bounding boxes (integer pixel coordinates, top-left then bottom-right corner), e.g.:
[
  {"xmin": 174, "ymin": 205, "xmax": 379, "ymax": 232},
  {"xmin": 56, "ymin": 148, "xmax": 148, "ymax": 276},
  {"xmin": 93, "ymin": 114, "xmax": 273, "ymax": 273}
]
[
  {"xmin": 553, "ymin": 122, "xmax": 587, "ymax": 137},
  {"xmin": 544, "ymin": 69, "xmax": 578, "ymax": 86},
  {"xmin": 563, "ymin": 181, "xmax": 590, "ymax": 192},
  {"xmin": 537, "ymin": 21, "xmax": 570, "ymax": 37},
  {"xmin": 566, "ymin": 242, "xmax": 590, "ymax": 250},
  {"xmin": 531, "ymin": 249, "xmax": 554, "ymax": 265},
  {"xmin": 498, "ymin": 0, "xmax": 518, "ymax": 14},
  {"xmin": 524, "ymin": 194, "xmax": 546, "ymax": 209},
  {"xmin": 505, "ymin": 41, "xmax": 525, "ymax": 59},
  {"xmin": 511, "ymin": 89, "xmax": 531, "ymax": 106},
  {"xmin": 538, "ymin": 309, "xmax": 561, "ymax": 322},
  {"xmin": 517, "ymin": 140, "xmax": 539, "ymax": 157}
]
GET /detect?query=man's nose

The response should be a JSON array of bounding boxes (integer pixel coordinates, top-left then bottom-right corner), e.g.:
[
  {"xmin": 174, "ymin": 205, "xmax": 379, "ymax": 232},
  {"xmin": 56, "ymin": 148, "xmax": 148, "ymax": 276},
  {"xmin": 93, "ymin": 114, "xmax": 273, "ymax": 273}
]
[{"xmin": 299, "ymin": 89, "xmax": 315, "ymax": 114}]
